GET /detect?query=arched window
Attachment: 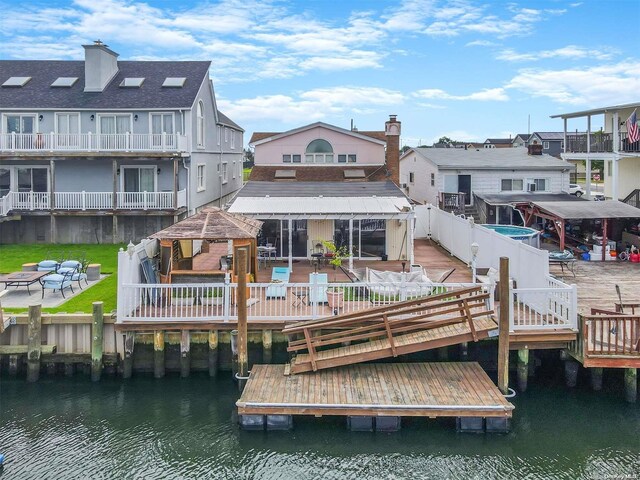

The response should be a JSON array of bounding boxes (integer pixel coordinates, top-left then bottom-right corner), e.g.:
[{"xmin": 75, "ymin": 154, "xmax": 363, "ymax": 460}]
[
  {"xmin": 196, "ymin": 101, "xmax": 204, "ymax": 147},
  {"xmin": 305, "ymin": 139, "xmax": 334, "ymax": 163}
]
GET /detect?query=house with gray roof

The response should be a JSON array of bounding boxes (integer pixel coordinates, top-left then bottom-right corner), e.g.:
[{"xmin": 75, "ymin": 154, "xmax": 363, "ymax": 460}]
[
  {"xmin": 512, "ymin": 134, "xmax": 531, "ymax": 148},
  {"xmin": 399, "ymin": 145, "xmax": 574, "ymax": 213},
  {"xmin": 0, "ymin": 41, "xmax": 244, "ymax": 243}
]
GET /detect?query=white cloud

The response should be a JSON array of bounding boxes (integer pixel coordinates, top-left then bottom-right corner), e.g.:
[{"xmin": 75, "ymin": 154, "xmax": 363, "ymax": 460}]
[
  {"xmin": 218, "ymin": 86, "xmax": 405, "ymax": 123},
  {"xmin": 413, "ymin": 87, "xmax": 509, "ymax": 101},
  {"xmin": 465, "ymin": 40, "xmax": 499, "ymax": 47},
  {"xmin": 506, "ymin": 61, "xmax": 640, "ymax": 105},
  {"xmin": 497, "ymin": 45, "xmax": 616, "ymax": 62}
]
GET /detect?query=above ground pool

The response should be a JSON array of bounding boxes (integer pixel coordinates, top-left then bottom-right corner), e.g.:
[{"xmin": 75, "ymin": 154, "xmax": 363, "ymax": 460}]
[{"xmin": 482, "ymin": 224, "xmax": 540, "ymax": 247}]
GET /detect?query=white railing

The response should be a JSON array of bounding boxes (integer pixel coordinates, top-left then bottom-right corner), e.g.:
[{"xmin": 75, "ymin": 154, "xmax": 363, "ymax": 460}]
[
  {"xmin": 0, "ymin": 132, "xmax": 186, "ymax": 152},
  {"xmin": 509, "ymin": 276, "xmax": 577, "ymax": 331},
  {"xmin": 0, "ymin": 189, "xmax": 188, "ymax": 215},
  {"xmin": 55, "ymin": 191, "xmax": 113, "ymax": 210},
  {"xmin": 118, "ymin": 279, "xmax": 493, "ymax": 323},
  {"xmin": 116, "ymin": 191, "xmax": 175, "ymax": 210}
]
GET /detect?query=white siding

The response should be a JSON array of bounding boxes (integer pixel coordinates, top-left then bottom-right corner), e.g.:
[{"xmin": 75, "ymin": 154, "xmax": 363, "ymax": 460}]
[
  {"xmin": 400, "ymin": 153, "xmax": 439, "ymax": 205},
  {"xmin": 385, "ymin": 219, "xmax": 408, "ymax": 260}
]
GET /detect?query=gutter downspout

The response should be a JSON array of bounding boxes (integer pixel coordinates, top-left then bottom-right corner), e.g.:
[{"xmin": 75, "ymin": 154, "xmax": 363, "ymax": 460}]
[{"xmin": 182, "ymin": 158, "xmax": 191, "ymax": 215}]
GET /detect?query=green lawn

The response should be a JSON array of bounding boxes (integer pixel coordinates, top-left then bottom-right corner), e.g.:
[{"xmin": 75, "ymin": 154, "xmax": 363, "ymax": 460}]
[
  {"xmin": 0, "ymin": 243, "xmax": 125, "ymax": 314},
  {"xmin": 243, "ymin": 168, "xmax": 252, "ymax": 182}
]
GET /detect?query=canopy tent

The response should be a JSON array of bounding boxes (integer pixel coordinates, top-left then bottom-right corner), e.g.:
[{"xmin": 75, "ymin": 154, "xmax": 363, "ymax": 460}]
[
  {"xmin": 519, "ymin": 200, "xmax": 640, "ymax": 260},
  {"xmin": 149, "ymin": 207, "xmax": 263, "ymax": 282}
]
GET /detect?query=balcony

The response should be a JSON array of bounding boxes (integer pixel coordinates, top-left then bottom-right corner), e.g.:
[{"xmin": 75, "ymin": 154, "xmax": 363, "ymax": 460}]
[
  {"xmin": 0, "ymin": 132, "xmax": 188, "ymax": 154},
  {"xmin": 0, "ymin": 189, "xmax": 187, "ymax": 216},
  {"xmin": 565, "ymin": 132, "xmax": 640, "ymax": 154}
]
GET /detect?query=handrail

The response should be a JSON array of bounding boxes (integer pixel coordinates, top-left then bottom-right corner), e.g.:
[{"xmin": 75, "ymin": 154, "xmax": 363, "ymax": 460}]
[{"xmin": 582, "ymin": 313, "xmax": 640, "ymax": 356}]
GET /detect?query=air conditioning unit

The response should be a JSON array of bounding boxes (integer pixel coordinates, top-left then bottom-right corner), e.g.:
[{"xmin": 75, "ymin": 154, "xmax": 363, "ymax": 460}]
[{"xmin": 527, "ymin": 183, "xmax": 537, "ymax": 192}]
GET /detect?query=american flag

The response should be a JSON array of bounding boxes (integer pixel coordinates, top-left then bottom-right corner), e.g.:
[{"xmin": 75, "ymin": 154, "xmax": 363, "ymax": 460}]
[{"xmin": 627, "ymin": 109, "xmax": 639, "ymax": 144}]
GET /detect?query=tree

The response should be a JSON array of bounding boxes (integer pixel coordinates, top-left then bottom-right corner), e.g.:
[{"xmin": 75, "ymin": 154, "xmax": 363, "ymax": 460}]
[
  {"xmin": 243, "ymin": 148, "xmax": 254, "ymax": 168},
  {"xmin": 437, "ymin": 136, "xmax": 455, "ymax": 146}
]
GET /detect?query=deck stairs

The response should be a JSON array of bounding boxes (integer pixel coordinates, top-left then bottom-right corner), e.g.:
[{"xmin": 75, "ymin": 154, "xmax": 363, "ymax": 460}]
[
  {"xmin": 463, "ymin": 205, "xmax": 481, "ymax": 223},
  {"xmin": 283, "ymin": 286, "xmax": 497, "ymax": 374}
]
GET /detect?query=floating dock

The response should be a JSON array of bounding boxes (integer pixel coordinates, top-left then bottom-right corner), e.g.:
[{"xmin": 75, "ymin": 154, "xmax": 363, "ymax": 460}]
[{"xmin": 237, "ymin": 362, "xmax": 514, "ymax": 431}]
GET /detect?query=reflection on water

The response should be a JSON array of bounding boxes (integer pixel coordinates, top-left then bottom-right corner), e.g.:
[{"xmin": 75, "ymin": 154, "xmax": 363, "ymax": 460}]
[{"xmin": 0, "ymin": 372, "xmax": 639, "ymax": 479}]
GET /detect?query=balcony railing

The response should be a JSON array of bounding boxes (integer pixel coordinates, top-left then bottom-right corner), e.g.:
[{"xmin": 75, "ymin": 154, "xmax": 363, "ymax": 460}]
[
  {"xmin": 565, "ymin": 132, "xmax": 640, "ymax": 154},
  {"xmin": 0, "ymin": 132, "xmax": 187, "ymax": 153},
  {"xmin": 0, "ymin": 189, "xmax": 187, "ymax": 215},
  {"xmin": 438, "ymin": 192, "xmax": 466, "ymax": 214}
]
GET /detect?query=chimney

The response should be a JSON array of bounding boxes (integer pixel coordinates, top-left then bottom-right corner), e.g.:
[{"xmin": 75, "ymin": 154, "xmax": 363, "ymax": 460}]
[
  {"xmin": 528, "ymin": 144, "xmax": 543, "ymax": 155},
  {"xmin": 385, "ymin": 114, "xmax": 401, "ymax": 186},
  {"xmin": 83, "ymin": 40, "xmax": 119, "ymax": 92}
]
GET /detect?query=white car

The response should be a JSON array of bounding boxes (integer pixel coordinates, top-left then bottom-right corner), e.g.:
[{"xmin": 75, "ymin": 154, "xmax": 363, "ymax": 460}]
[{"xmin": 568, "ymin": 184, "xmax": 585, "ymax": 196}]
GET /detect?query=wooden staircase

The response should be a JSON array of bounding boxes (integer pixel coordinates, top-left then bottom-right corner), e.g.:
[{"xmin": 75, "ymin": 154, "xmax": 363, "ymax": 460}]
[{"xmin": 283, "ymin": 286, "xmax": 497, "ymax": 374}]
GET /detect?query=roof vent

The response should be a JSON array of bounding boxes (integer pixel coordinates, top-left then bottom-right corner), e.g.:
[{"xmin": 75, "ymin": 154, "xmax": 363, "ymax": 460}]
[
  {"xmin": 2, "ymin": 76, "xmax": 31, "ymax": 87},
  {"xmin": 344, "ymin": 169, "xmax": 366, "ymax": 179},
  {"xmin": 51, "ymin": 77, "xmax": 79, "ymax": 88},
  {"xmin": 162, "ymin": 77, "xmax": 187, "ymax": 87},
  {"xmin": 120, "ymin": 77, "xmax": 145, "ymax": 88},
  {"xmin": 274, "ymin": 170, "xmax": 296, "ymax": 179}
]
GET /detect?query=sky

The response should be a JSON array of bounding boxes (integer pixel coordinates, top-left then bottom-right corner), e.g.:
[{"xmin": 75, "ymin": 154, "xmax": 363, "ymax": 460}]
[{"xmin": 0, "ymin": 0, "xmax": 639, "ymax": 147}]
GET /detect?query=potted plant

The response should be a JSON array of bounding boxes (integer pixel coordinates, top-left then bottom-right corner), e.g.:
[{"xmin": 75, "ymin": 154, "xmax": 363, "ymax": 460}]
[
  {"xmin": 322, "ymin": 241, "xmax": 349, "ymax": 311},
  {"xmin": 172, "ymin": 287, "xmax": 196, "ymax": 306},
  {"xmin": 200, "ymin": 286, "xmax": 224, "ymax": 306}
]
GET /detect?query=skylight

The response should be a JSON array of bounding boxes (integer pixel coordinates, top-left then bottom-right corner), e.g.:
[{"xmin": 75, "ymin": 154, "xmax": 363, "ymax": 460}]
[
  {"xmin": 2, "ymin": 76, "xmax": 32, "ymax": 87},
  {"xmin": 51, "ymin": 77, "xmax": 79, "ymax": 88},
  {"xmin": 275, "ymin": 170, "xmax": 296, "ymax": 179},
  {"xmin": 119, "ymin": 77, "xmax": 145, "ymax": 88},
  {"xmin": 162, "ymin": 77, "xmax": 186, "ymax": 88},
  {"xmin": 344, "ymin": 169, "xmax": 366, "ymax": 179}
]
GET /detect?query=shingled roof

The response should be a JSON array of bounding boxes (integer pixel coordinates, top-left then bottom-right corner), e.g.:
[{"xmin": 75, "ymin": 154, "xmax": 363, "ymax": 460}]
[
  {"xmin": 249, "ymin": 126, "xmax": 386, "ymax": 145},
  {"xmin": 150, "ymin": 207, "xmax": 262, "ymax": 240},
  {"xmin": 0, "ymin": 60, "xmax": 210, "ymax": 109}
]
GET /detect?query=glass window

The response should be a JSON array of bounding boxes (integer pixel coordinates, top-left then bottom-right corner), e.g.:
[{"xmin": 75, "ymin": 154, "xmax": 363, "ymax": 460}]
[
  {"xmin": 283, "ymin": 154, "xmax": 291, "ymax": 163},
  {"xmin": 222, "ymin": 163, "xmax": 228, "ymax": 184},
  {"xmin": 348, "ymin": 154, "xmax": 356, "ymax": 163},
  {"xmin": 230, "ymin": 130, "xmax": 235, "ymax": 149},
  {"xmin": 338, "ymin": 154, "xmax": 347, "ymax": 163},
  {"xmin": 196, "ymin": 101, "xmax": 204, "ymax": 147},
  {"xmin": 197, "ymin": 164, "xmax": 205, "ymax": 191},
  {"xmin": 305, "ymin": 139, "xmax": 334, "ymax": 163},
  {"xmin": 56, "ymin": 113, "xmax": 80, "ymax": 148},
  {"xmin": 360, "ymin": 219, "xmax": 385, "ymax": 258},
  {"xmin": 501, "ymin": 179, "xmax": 523, "ymax": 191},
  {"xmin": 150, "ymin": 113, "xmax": 174, "ymax": 148},
  {"xmin": 17, "ymin": 167, "xmax": 47, "ymax": 192},
  {"xmin": 430, "ymin": 173, "xmax": 435, "ymax": 186},
  {"xmin": 0, "ymin": 168, "xmax": 9, "ymax": 196},
  {"xmin": 122, "ymin": 167, "xmax": 155, "ymax": 192},
  {"xmin": 292, "ymin": 154, "xmax": 301, "ymax": 163},
  {"xmin": 409, "ymin": 172, "xmax": 415, "ymax": 183},
  {"xmin": 543, "ymin": 141, "xmax": 550, "ymax": 149}
]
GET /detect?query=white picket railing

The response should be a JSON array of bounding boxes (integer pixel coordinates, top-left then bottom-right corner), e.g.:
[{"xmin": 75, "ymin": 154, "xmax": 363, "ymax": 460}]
[
  {"xmin": 118, "ymin": 280, "xmax": 491, "ymax": 323},
  {"xmin": 0, "ymin": 189, "xmax": 187, "ymax": 215},
  {"xmin": 510, "ymin": 278, "xmax": 578, "ymax": 331},
  {"xmin": 0, "ymin": 132, "xmax": 185, "ymax": 152}
]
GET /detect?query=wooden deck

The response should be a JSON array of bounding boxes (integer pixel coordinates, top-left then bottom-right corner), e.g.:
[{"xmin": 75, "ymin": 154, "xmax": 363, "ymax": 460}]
[{"xmin": 237, "ymin": 362, "xmax": 514, "ymax": 418}]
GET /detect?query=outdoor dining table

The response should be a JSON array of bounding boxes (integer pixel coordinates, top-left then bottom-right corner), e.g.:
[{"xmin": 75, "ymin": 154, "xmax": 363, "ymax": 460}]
[{"xmin": 0, "ymin": 271, "xmax": 50, "ymax": 295}]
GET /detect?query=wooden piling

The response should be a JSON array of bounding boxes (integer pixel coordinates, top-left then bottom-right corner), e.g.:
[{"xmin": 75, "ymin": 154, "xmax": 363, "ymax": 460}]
[
  {"xmin": 624, "ymin": 368, "xmax": 637, "ymax": 403},
  {"xmin": 180, "ymin": 330, "xmax": 190, "ymax": 378},
  {"xmin": 64, "ymin": 363, "xmax": 75, "ymax": 376},
  {"xmin": 564, "ymin": 359, "xmax": 579, "ymax": 388},
  {"xmin": 154, "ymin": 330, "xmax": 165, "ymax": 379},
  {"xmin": 498, "ymin": 257, "xmax": 510, "ymax": 395},
  {"xmin": 437, "ymin": 346, "xmax": 449, "ymax": 361},
  {"xmin": 123, "ymin": 332, "xmax": 135, "ymax": 379},
  {"xmin": 517, "ymin": 348, "xmax": 529, "ymax": 392},
  {"xmin": 8, "ymin": 355, "xmax": 18, "ymax": 375},
  {"xmin": 26, "ymin": 303, "xmax": 42, "ymax": 382},
  {"xmin": 208, "ymin": 330, "xmax": 218, "ymax": 377},
  {"xmin": 262, "ymin": 329, "xmax": 273, "ymax": 364},
  {"xmin": 236, "ymin": 247, "xmax": 249, "ymax": 390},
  {"xmin": 590, "ymin": 367, "xmax": 603, "ymax": 391},
  {"xmin": 91, "ymin": 302, "xmax": 104, "ymax": 382}
]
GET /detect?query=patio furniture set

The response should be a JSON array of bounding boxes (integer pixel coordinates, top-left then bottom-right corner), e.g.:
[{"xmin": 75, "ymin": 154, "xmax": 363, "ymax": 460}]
[{"xmin": 0, "ymin": 259, "xmax": 96, "ymax": 298}]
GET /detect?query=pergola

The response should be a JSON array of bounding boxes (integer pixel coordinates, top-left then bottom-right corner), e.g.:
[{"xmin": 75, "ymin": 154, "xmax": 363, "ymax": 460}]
[
  {"xmin": 150, "ymin": 207, "xmax": 263, "ymax": 282},
  {"xmin": 519, "ymin": 201, "xmax": 640, "ymax": 260}
]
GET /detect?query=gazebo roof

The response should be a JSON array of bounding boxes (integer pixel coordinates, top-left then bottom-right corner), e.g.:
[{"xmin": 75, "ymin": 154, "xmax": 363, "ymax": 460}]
[{"xmin": 150, "ymin": 207, "xmax": 263, "ymax": 240}]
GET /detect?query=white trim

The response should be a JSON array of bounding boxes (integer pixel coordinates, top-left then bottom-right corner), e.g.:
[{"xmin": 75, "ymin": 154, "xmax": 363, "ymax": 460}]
[
  {"xmin": 119, "ymin": 164, "xmax": 158, "ymax": 192},
  {"xmin": 196, "ymin": 100, "xmax": 205, "ymax": 149},
  {"xmin": 2, "ymin": 112, "xmax": 38, "ymax": 134},
  {"xmin": 96, "ymin": 113, "xmax": 133, "ymax": 134},
  {"xmin": 222, "ymin": 161, "xmax": 228, "ymax": 184},
  {"xmin": 6, "ymin": 164, "xmax": 50, "ymax": 192},
  {"xmin": 54, "ymin": 112, "xmax": 81, "ymax": 135},
  {"xmin": 148, "ymin": 112, "xmax": 176, "ymax": 135}
]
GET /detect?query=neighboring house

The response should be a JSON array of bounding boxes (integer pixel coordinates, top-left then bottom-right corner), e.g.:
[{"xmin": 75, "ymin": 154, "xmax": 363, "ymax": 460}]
[
  {"xmin": 512, "ymin": 134, "xmax": 531, "ymax": 148},
  {"xmin": 483, "ymin": 138, "xmax": 512, "ymax": 148},
  {"xmin": 0, "ymin": 41, "xmax": 243, "ymax": 243},
  {"xmin": 399, "ymin": 145, "xmax": 574, "ymax": 209},
  {"xmin": 227, "ymin": 115, "xmax": 415, "ymax": 270},
  {"xmin": 528, "ymin": 132, "xmax": 567, "ymax": 158},
  {"xmin": 551, "ymin": 102, "xmax": 640, "ymax": 202}
]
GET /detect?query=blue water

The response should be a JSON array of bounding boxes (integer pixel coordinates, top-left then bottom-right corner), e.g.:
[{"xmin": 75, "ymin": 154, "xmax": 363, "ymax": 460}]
[
  {"xmin": 482, "ymin": 225, "xmax": 539, "ymax": 238},
  {"xmin": 0, "ymin": 369, "xmax": 639, "ymax": 479}
]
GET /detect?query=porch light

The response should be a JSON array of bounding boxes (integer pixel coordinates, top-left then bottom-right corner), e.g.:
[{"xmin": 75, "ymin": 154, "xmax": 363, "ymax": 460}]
[
  {"xmin": 38, "ymin": 114, "xmax": 43, "ymax": 121},
  {"xmin": 90, "ymin": 114, "xmax": 95, "ymax": 121},
  {"xmin": 134, "ymin": 114, "xmax": 138, "ymax": 121}
]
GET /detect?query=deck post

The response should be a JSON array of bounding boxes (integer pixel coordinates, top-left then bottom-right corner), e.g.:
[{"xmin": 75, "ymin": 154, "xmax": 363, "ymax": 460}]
[
  {"xmin": 624, "ymin": 368, "xmax": 637, "ymax": 403},
  {"xmin": 91, "ymin": 301, "xmax": 104, "ymax": 382},
  {"xmin": 123, "ymin": 332, "xmax": 135, "ymax": 379},
  {"xmin": 437, "ymin": 346, "xmax": 448, "ymax": 361},
  {"xmin": 153, "ymin": 330, "xmax": 165, "ymax": 379},
  {"xmin": 8, "ymin": 355, "xmax": 19, "ymax": 376},
  {"xmin": 236, "ymin": 247, "xmax": 249, "ymax": 390},
  {"xmin": 590, "ymin": 367, "xmax": 603, "ymax": 391},
  {"xmin": 180, "ymin": 330, "xmax": 190, "ymax": 378},
  {"xmin": 517, "ymin": 348, "xmax": 529, "ymax": 392},
  {"xmin": 263, "ymin": 329, "xmax": 273, "ymax": 364},
  {"xmin": 26, "ymin": 303, "xmax": 42, "ymax": 382},
  {"xmin": 208, "ymin": 330, "xmax": 219, "ymax": 377},
  {"xmin": 564, "ymin": 359, "xmax": 579, "ymax": 388},
  {"xmin": 498, "ymin": 256, "xmax": 510, "ymax": 394}
]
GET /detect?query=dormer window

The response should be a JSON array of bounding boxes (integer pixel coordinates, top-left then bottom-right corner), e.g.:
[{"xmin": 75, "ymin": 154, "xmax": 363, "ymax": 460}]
[
  {"xmin": 305, "ymin": 139, "xmax": 334, "ymax": 163},
  {"xmin": 119, "ymin": 77, "xmax": 145, "ymax": 88},
  {"xmin": 51, "ymin": 77, "xmax": 79, "ymax": 87},
  {"xmin": 2, "ymin": 76, "xmax": 31, "ymax": 87}
]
